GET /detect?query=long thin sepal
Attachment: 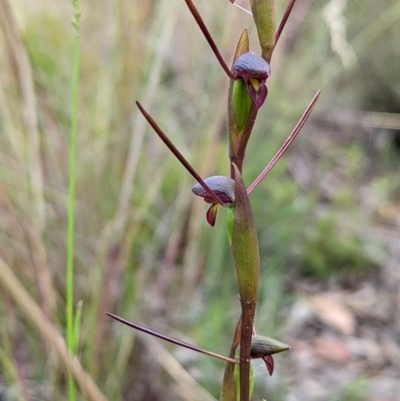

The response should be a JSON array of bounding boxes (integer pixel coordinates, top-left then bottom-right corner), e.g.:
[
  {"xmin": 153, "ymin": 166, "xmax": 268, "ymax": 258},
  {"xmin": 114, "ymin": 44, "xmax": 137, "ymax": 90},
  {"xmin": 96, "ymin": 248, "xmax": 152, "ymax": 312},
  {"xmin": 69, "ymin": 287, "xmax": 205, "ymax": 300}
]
[
  {"xmin": 275, "ymin": 0, "xmax": 298, "ymax": 47},
  {"xmin": 183, "ymin": 0, "xmax": 235, "ymax": 79},
  {"xmin": 136, "ymin": 101, "xmax": 225, "ymax": 206},
  {"xmin": 106, "ymin": 313, "xmax": 238, "ymax": 364},
  {"xmin": 247, "ymin": 90, "xmax": 321, "ymax": 195}
]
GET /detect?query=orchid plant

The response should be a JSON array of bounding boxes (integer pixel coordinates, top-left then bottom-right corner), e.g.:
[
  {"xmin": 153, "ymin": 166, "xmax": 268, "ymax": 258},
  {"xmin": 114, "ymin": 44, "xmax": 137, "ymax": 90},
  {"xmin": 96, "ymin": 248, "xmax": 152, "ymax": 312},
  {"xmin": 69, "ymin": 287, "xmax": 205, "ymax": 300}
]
[{"xmin": 107, "ymin": 1, "xmax": 320, "ymax": 400}]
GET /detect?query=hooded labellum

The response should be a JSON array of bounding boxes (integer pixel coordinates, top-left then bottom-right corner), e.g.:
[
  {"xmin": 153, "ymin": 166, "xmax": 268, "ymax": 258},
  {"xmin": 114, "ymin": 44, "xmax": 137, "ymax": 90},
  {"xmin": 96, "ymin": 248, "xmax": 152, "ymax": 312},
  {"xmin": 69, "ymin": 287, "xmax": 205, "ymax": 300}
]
[
  {"xmin": 233, "ymin": 52, "xmax": 271, "ymax": 109},
  {"xmin": 192, "ymin": 175, "xmax": 235, "ymax": 227},
  {"xmin": 192, "ymin": 175, "xmax": 235, "ymax": 205}
]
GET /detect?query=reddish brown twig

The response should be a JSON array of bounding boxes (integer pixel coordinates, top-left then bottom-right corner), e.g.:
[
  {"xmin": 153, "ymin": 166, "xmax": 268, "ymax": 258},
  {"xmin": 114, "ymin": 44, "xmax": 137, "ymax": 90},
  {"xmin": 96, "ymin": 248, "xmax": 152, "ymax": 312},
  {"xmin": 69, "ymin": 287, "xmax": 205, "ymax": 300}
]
[
  {"xmin": 106, "ymin": 313, "xmax": 238, "ymax": 364},
  {"xmin": 183, "ymin": 0, "xmax": 236, "ymax": 79},
  {"xmin": 275, "ymin": 0, "xmax": 298, "ymax": 47}
]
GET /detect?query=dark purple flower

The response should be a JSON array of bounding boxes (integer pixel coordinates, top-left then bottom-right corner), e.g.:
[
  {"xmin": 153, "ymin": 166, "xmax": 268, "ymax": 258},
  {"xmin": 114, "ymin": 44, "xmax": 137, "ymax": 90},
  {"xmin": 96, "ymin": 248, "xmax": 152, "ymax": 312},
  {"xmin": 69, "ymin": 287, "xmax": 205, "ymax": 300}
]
[
  {"xmin": 192, "ymin": 175, "xmax": 235, "ymax": 205},
  {"xmin": 233, "ymin": 52, "xmax": 271, "ymax": 109},
  {"xmin": 192, "ymin": 175, "xmax": 235, "ymax": 226}
]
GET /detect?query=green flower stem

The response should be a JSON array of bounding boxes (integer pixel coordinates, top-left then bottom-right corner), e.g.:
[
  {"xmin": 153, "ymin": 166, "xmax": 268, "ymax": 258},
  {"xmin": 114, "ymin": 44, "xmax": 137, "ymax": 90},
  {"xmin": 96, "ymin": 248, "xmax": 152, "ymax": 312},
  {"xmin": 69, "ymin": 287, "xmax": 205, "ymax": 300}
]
[
  {"xmin": 66, "ymin": 1, "xmax": 81, "ymax": 400},
  {"xmin": 72, "ymin": 300, "xmax": 83, "ymax": 355}
]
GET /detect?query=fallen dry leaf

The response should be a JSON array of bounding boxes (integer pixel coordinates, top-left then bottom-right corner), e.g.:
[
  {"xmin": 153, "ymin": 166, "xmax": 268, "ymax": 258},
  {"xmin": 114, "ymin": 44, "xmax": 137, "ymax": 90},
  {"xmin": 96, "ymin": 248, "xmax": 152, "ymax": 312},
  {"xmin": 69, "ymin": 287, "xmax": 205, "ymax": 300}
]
[{"xmin": 310, "ymin": 293, "xmax": 355, "ymax": 335}]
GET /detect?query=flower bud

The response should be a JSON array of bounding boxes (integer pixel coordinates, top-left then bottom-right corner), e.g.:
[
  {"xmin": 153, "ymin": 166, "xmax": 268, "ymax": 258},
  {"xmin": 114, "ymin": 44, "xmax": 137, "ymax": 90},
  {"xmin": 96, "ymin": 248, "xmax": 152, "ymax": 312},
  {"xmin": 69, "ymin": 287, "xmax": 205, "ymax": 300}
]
[{"xmin": 250, "ymin": 335, "xmax": 290, "ymax": 358}]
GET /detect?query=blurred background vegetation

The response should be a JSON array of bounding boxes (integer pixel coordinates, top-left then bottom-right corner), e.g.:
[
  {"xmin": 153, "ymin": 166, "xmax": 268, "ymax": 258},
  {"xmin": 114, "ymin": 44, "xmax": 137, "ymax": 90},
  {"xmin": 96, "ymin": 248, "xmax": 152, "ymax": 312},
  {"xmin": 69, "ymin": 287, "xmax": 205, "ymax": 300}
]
[{"xmin": 0, "ymin": 0, "xmax": 399, "ymax": 400}]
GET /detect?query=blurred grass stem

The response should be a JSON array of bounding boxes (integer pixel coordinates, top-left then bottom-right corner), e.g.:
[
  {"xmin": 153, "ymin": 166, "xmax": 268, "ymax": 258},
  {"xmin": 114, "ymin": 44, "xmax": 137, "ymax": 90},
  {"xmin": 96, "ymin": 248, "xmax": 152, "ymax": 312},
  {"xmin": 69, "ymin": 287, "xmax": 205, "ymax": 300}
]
[
  {"xmin": 0, "ymin": 0, "xmax": 56, "ymax": 318},
  {"xmin": 114, "ymin": 7, "xmax": 178, "ymax": 236},
  {"xmin": 0, "ymin": 256, "xmax": 107, "ymax": 401},
  {"xmin": 66, "ymin": 1, "xmax": 81, "ymax": 399}
]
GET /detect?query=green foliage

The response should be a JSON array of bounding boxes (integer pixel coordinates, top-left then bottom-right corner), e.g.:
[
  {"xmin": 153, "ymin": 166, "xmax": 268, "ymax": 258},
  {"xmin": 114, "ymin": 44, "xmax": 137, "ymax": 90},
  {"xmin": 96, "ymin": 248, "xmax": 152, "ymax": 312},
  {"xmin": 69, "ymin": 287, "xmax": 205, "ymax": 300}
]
[
  {"xmin": 330, "ymin": 377, "xmax": 369, "ymax": 401},
  {"xmin": 66, "ymin": 1, "xmax": 81, "ymax": 399},
  {"xmin": 299, "ymin": 216, "xmax": 375, "ymax": 280}
]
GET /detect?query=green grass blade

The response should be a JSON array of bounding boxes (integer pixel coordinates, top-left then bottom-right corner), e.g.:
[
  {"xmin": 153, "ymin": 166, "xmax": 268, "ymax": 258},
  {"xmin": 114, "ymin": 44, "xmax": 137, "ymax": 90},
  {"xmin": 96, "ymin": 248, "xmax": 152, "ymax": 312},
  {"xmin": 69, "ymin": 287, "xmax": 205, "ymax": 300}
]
[
  {"xmin": 72, "ymin": 300, "xmax": 83, "ymax": 355},
  {"xmin": 66, "ymin": 1, "xmax": 81, "ymax": 400}
]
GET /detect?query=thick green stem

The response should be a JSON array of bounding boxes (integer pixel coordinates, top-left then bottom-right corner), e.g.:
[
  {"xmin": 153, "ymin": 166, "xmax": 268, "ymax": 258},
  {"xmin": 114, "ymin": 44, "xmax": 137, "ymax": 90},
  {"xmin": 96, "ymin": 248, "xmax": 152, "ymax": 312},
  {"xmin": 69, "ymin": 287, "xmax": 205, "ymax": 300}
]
[{"xmin": 231, "ymin": 164, "xmax": 260, "ymax": 401}]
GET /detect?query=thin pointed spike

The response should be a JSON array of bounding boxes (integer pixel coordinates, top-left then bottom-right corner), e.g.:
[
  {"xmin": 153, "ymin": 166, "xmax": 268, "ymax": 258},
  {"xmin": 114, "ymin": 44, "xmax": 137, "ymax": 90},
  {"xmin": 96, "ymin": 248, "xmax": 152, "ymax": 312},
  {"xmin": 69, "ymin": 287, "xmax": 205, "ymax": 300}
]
[
  {"xmin": 232, "ymin": 4, "xmax": 253, "ymax": 16},
  {"xmin": 275, "ymin": 0, "xmax": 298, "ymax": 47},
  {"xmin": 105, "ymin": 313, "xmax": 238, "ymax": 364},
  {"xmin": 136, "ymin": 102, "xmax": 225, "ymax": 206},
  {"xmin": 183, "ymin": 0, "xmax": 236, "ymax": 80},
  {"xmin": 247, "ymin": 90, "xmax": 321, "ymax": 194}
]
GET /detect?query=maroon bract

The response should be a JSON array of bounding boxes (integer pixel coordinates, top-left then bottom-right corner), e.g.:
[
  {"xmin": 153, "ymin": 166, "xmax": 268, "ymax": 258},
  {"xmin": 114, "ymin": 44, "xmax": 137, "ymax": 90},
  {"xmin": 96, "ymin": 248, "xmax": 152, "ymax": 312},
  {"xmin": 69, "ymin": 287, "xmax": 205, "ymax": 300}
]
[
  {"xmin": 263, "ymin": 355, "xmax": 274, "ymax": 376},
  {"xmin": 206, "ymin": 204, "xmax": 219, "ymax": 227}
]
